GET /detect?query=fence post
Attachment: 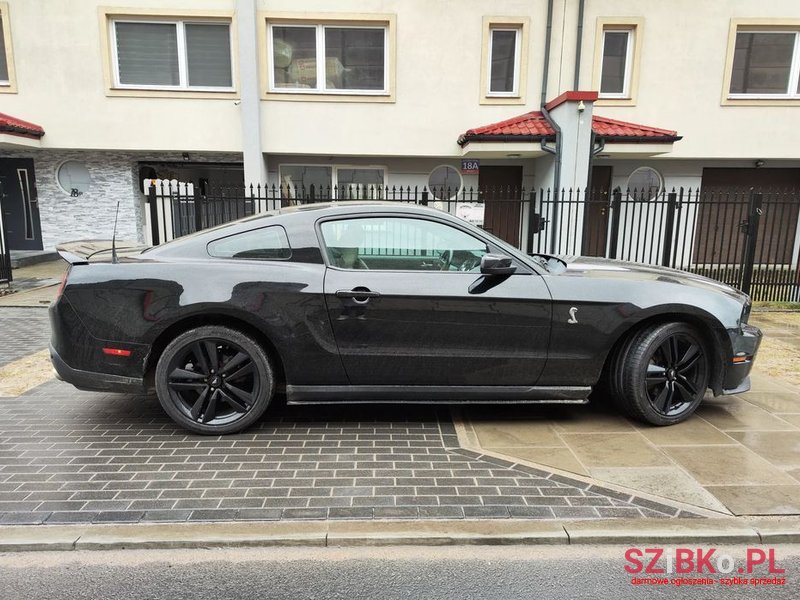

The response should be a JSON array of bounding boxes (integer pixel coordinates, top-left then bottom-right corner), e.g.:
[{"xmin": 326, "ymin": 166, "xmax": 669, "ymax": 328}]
[
  {"xmin": 607, "ymin": 188, "xmax": 622, "ymax": 259},
  {"xmin": 740, "ymin": 190, "xmax": 763, "ymax": 296},
  {"xmin": 661, "ymin": 190, "xmax": 678, "ymax": 267},
  {"xmin": 525, "ymin": 189, "xmax": 537, "ymax": 254},
  {"xmin": 193, "ymin": 187, "xmax": 203, "ymax": 234},
  {"xmin": 147, "ymin": 186, "xmax": 159, "ymax": 246},
  {"xmin": 420, "ymin": 189, "xmax": 428, "ymax": 206}
]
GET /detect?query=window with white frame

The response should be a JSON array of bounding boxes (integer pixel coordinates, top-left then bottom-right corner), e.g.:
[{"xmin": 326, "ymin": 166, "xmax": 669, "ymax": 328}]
[
  {"xmin": 279, "ymin": 165, "xmax": 386, "ymax": 199},
  {"xmin": 269, "ymin": 23, "xmax": 387, "ymax": 94},
  {"xmin": 111, "ymin": 19, "xmax": 233, "ymax": 90},
  {"xmin": 488, "ymin": 27, "xmax": 521, "ymax": 95},
  {"xmin": 730, "ymin": 30, "xmax": 800, "ymax": 97},
  {"xmin": 600, "ymin": 28, "xmax": 634, "ymax": 97}
]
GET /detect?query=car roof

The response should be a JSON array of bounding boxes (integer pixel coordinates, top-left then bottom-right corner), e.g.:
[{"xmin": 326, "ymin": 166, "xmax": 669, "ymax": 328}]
[{"xmin": 142, "ymin": 201, "xmax": 456, "ymax": 258}]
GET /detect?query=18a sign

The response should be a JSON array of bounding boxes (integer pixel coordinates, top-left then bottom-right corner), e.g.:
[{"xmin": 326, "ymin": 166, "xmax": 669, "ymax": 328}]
[{"xmin": 461, "ymin": 159, "xmax": 479, "ymax": 174}]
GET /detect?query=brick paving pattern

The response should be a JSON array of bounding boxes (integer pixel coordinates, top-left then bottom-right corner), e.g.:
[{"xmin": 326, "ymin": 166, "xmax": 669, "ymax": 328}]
[
  {"xmin": 0, "ymin": 380, "xmax": 689, "ymax": 525},
  {"xmin": 0, "ymin": 307, "xmax": 50, "ymax": 367}
]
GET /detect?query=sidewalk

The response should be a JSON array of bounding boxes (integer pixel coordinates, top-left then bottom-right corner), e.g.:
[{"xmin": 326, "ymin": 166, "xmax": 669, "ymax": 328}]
[
  {"xmin": 0, "ymin": 259, "xmax": 65, "ymax": 308},
  {"xmin": 463, "ymin": 312, "xmax": 800, "ymax": 517}
]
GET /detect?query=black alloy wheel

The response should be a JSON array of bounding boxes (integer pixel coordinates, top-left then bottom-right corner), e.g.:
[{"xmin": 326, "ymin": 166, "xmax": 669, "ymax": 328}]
[
  {"xmin": 613, "ymin": 322, "xmax": 710, "ymax": 426},
  {"xmin": 155, "ymin": 326, "xmax": 274, "ymax": 434},
  {"xmin": 645, "ymin": 332, "xmax": 707, "ymax": 417}
]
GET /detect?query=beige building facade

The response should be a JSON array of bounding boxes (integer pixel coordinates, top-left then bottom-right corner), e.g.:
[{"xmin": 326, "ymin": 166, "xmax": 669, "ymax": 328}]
[{"xmin": 0, "ymin": 0, "xmax": 799, "ymax": 251}]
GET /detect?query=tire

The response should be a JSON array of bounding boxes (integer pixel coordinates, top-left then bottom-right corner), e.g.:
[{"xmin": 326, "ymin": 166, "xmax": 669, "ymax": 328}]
[
  {"xmin": 155, "ymin": 326, "xmax": 274, "ymax": 435},
  {"xmin": 611, "ymin": 322, "xmax": 710, "ymax": 426}
]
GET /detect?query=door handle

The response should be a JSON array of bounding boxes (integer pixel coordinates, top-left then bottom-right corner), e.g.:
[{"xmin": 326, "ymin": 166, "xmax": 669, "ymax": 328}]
[{"xmin": 335, "ymin": 288, "xmax": 380, "ymax": 303}]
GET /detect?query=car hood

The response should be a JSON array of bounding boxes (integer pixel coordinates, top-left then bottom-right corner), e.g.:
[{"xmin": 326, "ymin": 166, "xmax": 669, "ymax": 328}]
[{"xmin": 556, "ymin": 255, "xmax": 749, "ymax": 303}]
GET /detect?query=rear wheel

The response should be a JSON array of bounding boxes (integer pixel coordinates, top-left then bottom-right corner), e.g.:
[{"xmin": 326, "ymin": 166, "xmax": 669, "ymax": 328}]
[
  {"xmin": 612, "ymin": 322, "xmax": 710, "ymax": 426},
  {"xmin": 155, "ymin": 326, "xmax": 274, "ymax": 435}
]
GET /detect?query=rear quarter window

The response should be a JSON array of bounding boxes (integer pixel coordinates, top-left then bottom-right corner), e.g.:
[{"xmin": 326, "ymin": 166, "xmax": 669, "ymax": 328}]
[{"xmin": 207, "ymin": 226, "xmax": 291, "ymax": 260}]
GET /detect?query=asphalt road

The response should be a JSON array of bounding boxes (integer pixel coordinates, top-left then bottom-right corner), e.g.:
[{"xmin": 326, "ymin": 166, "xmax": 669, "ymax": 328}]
[{"xmin": 1, "ymin": 545, "xmax": 798, "ymax": 599}]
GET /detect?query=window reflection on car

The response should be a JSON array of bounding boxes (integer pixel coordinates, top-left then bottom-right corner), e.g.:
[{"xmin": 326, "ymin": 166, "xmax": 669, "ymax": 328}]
[{"xmin": 320, "ymin": 216, "xmax": 488, "ymax": 272}]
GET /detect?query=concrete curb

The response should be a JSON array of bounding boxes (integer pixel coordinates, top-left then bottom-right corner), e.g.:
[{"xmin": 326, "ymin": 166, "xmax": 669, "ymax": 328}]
[{"xmin": 1, "ymin": 518, "xmax": 798, "ymax": 552}]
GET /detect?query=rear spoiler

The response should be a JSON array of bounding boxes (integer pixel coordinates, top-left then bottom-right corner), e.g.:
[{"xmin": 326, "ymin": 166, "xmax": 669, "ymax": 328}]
[{"xmin": 56, "ymin": 239, "xmax": 148, "ymax": 265}]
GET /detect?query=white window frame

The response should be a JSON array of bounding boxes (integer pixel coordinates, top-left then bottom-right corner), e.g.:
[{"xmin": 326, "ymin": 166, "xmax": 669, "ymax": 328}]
[
  {"xmin": 267, "ymin": 23, "xmax": 389, "ymax": 95},
  {"xmin": 109, "ymin": 18, "xmax": 235, "ymax": 92},
  {"xmin": 487, "ymin": 27, "xmax": 521, "ymax": 97},
  {"xmin": 728, "ymin": 29, "xmax": 800, "ymax": 99},
  {"xmin": 278, "ymin": 164, "xmax": 388, "ymax": 198},
  {"xmin": 599, "ymin": 28, "xmax": 634, "ymax": 99}
]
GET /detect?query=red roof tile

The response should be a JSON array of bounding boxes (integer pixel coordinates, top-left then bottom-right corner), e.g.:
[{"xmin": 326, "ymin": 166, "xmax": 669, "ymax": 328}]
[
  {"xmin": 0, "ymin": 112, "xmax": 45, "ymax": 139},
  {"xmin": 458, "ymin": 112, "xmax": 680, "ymax": 146},
  {"xmin": 592, "ymin": 115, "xmax": 679, "ymax": 141}
]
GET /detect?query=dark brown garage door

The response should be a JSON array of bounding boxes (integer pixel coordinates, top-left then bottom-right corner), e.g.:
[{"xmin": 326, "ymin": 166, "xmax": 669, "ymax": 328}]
[{"xmin": 694, "ymin": 168, "xmax": 800, "ymax": 264}]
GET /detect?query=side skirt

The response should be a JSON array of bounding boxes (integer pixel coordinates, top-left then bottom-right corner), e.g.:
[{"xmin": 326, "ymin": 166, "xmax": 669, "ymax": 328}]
[{"xmin": 286, "ymin": 385, "xmax": 591, "ymax": 404}]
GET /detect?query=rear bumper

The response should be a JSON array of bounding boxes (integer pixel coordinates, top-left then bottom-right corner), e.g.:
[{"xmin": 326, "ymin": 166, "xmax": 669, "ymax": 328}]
[
  {"xmin": 50, "ymin": 343, "xmax": 144, "ymax": 393},
  {"xmin": 720, "ymin": 323, "xmax": 762, "ymax": 395}
]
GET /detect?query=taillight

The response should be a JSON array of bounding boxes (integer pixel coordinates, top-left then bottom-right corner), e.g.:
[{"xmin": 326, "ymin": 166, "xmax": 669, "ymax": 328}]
[{"xmin": 55, "ymin": 267, "xmax": 70, "ymax": 300}]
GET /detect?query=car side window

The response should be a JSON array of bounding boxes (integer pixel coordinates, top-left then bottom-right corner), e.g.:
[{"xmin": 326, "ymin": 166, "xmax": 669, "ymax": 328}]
[
  {"xmin": 207, "ymin": 226, "xmax": 291, "ymax": 260},
  {"xmin": 320, "ymin": 217, "xmax": 489, "ymax": 271}
]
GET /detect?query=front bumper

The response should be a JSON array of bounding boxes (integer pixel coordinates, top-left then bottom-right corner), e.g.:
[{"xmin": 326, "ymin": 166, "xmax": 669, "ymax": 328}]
[
  {"xmin": 720, "ymin": 323, "xmax": 762, "ymax": 395},
  {"xmin": 50, "ymin": 343, "xmax": 145, "ymax": 393}
]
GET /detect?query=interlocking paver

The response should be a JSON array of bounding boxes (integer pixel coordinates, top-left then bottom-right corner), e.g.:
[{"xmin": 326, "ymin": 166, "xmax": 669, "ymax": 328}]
[
  {"xmin": 0, "ymin": 307, "xmax": 50, "ymax": 366},
  {"xmin": 0, "ymin": 306, "xmax": 692, "ymax": 524}
]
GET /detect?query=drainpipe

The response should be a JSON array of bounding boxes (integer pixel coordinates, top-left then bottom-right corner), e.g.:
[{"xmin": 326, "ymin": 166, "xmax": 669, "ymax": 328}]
[
  {"xmin": 540, "ymin": 0, "xmax": 559, "ymax": 252},
  {"xmin": 540, "ymin": 0, "xmax": 554, "ymax": 107},
  {"xmin": 540, "ymin": 105, "xmax": 562, "ymax": 254},
  {"xmin": 573, "ymin": 0, "xmax": 585, "ymax": 89}
]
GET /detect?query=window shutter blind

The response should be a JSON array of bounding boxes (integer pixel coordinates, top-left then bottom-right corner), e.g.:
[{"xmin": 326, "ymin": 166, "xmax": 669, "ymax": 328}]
[
  {"xmin": 0, "ymin": 22, "xmax": 9, "ymax": 81},
  {"xmin": 185, "ymin": 23, "xmax": 232, "ymax": 88},
  {"xmin": 115, "ymin": 22, "xmax": 179, "ymax": 86}
]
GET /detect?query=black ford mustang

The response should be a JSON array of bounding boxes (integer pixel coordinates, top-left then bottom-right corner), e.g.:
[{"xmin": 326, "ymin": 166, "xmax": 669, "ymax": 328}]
[{"xmin": 50, "ymin": 202, "xmax": 761, "ymax": 434}]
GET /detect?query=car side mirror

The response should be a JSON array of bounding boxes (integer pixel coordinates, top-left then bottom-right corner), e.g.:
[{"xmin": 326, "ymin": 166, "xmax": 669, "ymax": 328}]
[{"xmin": 480, "ymin": 253, "xmax": 516, "ymax": 276}]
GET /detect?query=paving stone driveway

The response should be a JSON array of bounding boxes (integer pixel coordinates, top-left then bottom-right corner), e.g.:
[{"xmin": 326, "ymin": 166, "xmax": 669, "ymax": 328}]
[
  {"xmin": 0, "ymin": 308, "xmax": 50, "ymax": 367},
  {"xmin": 0, "ymin": 379, "xmax": 685, "ymax": 525}
]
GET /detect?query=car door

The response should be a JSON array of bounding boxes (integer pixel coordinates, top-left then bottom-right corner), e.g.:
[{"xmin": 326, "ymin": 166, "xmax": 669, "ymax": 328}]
[{"xmin": 319, "ymin": 214, "xmax": 552, "ymax": 386}]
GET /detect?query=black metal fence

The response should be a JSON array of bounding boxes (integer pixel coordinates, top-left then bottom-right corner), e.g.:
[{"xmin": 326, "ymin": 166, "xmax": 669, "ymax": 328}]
[
  {"xmin": 0, "ymin": 180, "xmax": 12, "ymax": 285},
  {"xmin": 146, "ymin": 183, "xmax": 800, "ymax": 302}
]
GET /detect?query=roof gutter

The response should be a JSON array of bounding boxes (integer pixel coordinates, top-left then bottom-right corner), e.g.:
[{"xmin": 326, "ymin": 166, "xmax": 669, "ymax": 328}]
[
  {"xmin": 457, "ymin": 133, "xmax": 552, "ymax": 147},
  {"xmin": 601, "ymin": 135, "xmax": 683, "ymax": 143}
]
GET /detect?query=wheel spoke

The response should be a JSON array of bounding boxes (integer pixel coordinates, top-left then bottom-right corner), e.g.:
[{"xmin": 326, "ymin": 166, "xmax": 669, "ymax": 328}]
[
  {"xmin": 204, "ymin": 341, "xmax": 219, "ymax": 371},
  {"xmin": 676, "ymin": 345, "xmax": 701, "ymax": 373},
  {"xmin": 652, "ymin": 384, "xmax": 670, "ymax": 413},
  {"xmin": 201, "ymin": 390, "xmax": 219, "ymax": 423},
  {"xmin": 169, "ymin": 382, "xmax": 207, "ymax": 391},
  {"xmin": 190, "ymin": 386, "xmax": 210, "ymax": 420},
  {"xmin": 192, "ymin": 342, "xmax": 210, "ymax": 375},
  {"xmin": 219, "ymin": 388, "xmax": 248, "ymax": 412},
  {"xmin": 226, "ymin": 361, "xmax": 254, "ymax": 382},
  {"xmin": 646, "ymin": 364, "xmax": 667, "ymax": 385},
  {"xmin": 224, "ymin": 382, "xmax": 253, "ymax": 407},
  {"xmin": 170, "ymin": 368, "xmax": 206, "ymax": 381},
  {"xmin": 676, "ymin": 375, "xmax": 699, "ymax": 398},
  {"xmin": 220, "ymin": 352, "xmax": 248, "ymax": 375}
]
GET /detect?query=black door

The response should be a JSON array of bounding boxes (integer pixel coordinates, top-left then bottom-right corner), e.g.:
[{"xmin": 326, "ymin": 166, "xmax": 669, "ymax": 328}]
[
  {"xmin": 582, "ymin": 166, "xmax": 613, "ymax": 256},
  {"xmin": 479, "ymin": 166, "xmax": 523, "ymax": 247},
  {"xmin": 320, "ymin": 214, "xmax": 551, "ymax": 386},
  {"xmin": 0, "ymin": 158, "xmax": 42, "ymax": 250}
]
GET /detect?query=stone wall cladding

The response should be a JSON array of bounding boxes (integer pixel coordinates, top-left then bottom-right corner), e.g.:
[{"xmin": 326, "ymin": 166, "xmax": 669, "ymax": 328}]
[{"xmin": 0, "ymin": 150, "xmax": 242, "ymax": 249}]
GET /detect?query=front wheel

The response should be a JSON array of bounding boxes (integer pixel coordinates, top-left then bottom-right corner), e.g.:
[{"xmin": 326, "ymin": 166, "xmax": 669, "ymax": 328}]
[
  {"xmin": 155, "ymin": 326, "xmax": 274, "ymax": 435},
  {"xmin": 613, "ymin": 322, "xmax": 710, "ymax": 426}
]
